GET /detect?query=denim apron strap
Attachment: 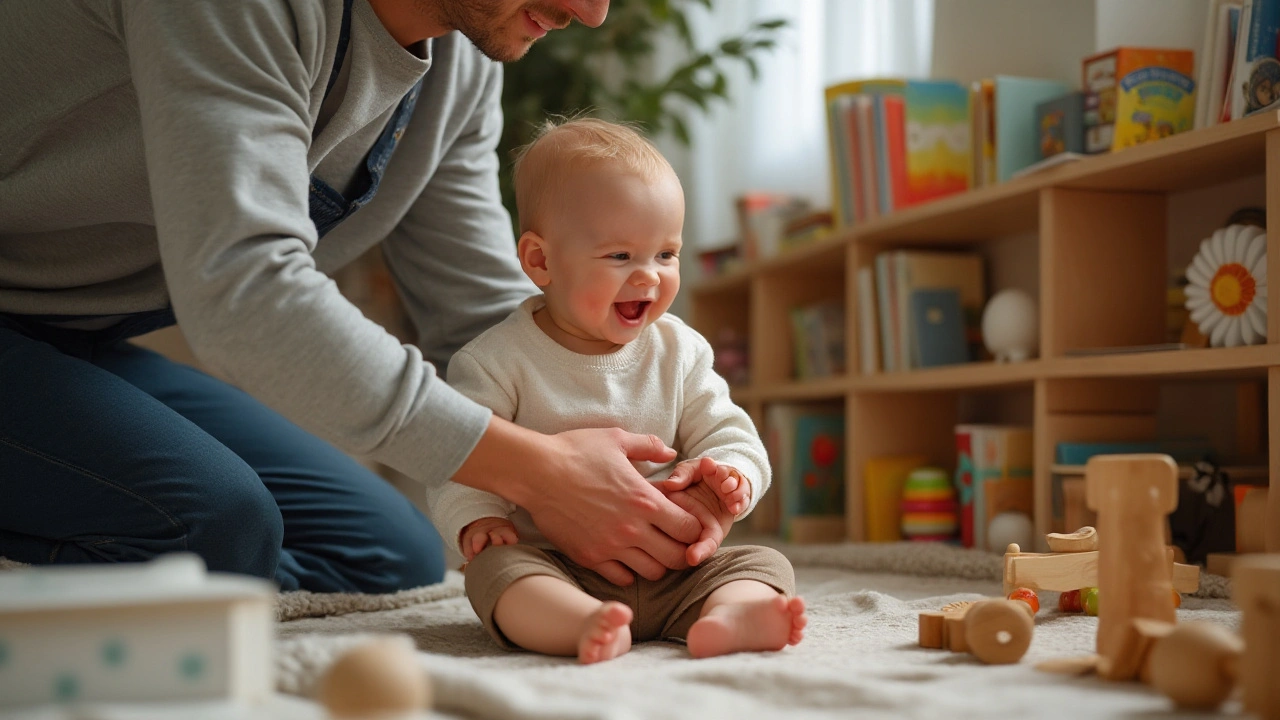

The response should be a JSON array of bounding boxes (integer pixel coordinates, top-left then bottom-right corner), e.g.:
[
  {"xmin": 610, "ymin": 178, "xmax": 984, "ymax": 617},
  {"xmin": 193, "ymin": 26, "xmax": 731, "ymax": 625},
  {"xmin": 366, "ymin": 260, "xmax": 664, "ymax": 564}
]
[{"xmin": 307, "ymin": 0, "xmax": 423, "ymax": 238}]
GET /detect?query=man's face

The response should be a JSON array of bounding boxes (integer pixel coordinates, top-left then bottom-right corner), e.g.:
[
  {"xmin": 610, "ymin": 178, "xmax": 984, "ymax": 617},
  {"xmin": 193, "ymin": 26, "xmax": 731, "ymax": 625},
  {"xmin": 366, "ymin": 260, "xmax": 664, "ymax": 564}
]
[{"xmin": 438, "ymin": 0, "xmax": 609, "ymax": 62}]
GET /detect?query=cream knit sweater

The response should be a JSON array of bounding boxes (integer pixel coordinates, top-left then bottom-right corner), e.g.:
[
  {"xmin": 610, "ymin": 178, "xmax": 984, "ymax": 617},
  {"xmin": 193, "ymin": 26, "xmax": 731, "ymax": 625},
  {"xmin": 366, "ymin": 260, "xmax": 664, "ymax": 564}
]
[{"xmin": 430, "ymin": 296, "xmax": 771, "ymax": 554}]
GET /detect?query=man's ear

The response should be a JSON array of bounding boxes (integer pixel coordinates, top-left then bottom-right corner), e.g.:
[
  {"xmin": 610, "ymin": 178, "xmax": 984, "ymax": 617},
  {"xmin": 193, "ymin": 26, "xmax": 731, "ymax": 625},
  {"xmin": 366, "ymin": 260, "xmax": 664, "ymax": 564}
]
[{"xmin": 518, "ymin": 231, "xmax": 552, "ymax": 288}]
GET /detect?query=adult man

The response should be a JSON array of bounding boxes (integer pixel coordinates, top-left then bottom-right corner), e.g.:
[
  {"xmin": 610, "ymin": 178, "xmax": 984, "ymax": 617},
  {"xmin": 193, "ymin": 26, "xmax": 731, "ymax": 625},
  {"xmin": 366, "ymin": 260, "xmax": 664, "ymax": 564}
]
[{"xmin": 0, "ymin": 0, "xmax": 729, "ymax": 593}]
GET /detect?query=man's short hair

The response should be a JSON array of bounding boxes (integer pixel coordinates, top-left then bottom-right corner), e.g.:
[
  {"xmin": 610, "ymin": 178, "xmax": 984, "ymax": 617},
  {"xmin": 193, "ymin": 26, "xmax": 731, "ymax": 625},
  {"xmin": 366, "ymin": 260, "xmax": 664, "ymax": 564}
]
[{"xmin": 512, "ymin": 116, "xmax": 675, "ymax": 234}]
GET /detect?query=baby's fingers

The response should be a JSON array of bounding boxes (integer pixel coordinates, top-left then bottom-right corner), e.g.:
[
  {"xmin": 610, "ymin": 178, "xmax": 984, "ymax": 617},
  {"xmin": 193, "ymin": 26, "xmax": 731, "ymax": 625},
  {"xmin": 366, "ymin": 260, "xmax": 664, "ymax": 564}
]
[
  {"xmin": 465, "ymin": 533, "xmax": 487, "ymax": 561},
  {"xmin": 492, "ymin": 527, "xmax": 518, "ymax": 546},
  {"xmin": 717, "ymin": 468, "xmax": 739, "ymax": 495}
]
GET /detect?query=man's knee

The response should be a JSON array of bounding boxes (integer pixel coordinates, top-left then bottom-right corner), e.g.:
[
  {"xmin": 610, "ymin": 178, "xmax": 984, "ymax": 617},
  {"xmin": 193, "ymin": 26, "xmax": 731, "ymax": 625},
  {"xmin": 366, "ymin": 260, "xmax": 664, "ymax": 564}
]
[
  {"xmin": 361, "ymin": 512, "xmax": 446, "ymax": 593},
  {"xmin": 185, "ymin": 459, "xmax": 282, "ymax": 581}
]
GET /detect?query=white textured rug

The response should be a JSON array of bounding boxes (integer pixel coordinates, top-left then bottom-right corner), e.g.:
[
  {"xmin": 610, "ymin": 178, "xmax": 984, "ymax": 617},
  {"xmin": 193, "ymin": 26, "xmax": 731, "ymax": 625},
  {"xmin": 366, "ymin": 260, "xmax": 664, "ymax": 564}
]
[{"xmin": 271, "ymin": 542, "xmax": 1242, "ymax": 720}]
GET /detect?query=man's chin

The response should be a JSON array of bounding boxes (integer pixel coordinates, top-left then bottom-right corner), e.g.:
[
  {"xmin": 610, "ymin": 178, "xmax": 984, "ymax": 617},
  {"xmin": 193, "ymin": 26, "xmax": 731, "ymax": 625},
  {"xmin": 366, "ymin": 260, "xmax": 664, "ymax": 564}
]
[{"xmin": 470, "ymin": 37, "xmax": 535, "ymax": 63}]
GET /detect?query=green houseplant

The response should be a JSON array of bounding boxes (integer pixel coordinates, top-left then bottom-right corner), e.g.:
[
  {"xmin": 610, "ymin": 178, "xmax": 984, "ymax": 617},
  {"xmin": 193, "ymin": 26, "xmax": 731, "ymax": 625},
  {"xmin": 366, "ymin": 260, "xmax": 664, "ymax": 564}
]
[{"xmin": 498, "ymin": 0, "xmax": 787, "ymax": 225}]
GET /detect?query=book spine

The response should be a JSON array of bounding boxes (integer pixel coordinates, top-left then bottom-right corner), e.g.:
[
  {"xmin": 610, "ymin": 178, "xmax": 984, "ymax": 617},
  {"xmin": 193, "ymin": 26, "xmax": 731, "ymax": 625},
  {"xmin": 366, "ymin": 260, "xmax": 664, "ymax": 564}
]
[
  {"xmin": 875, "ymin": 253, "xmax": 896, "ymax": 372},
  {"xmin": 843, "ymin": 99, "xmax": 865, "ymax": 224},
  {"xmin": 883, "ymin": 94, "xmax": 912, "ymax": 211},
  {"xmin": 857, "ymin": 266, "xmax": 880, "ymax": 374},
  {"xmin": 827, "ymin": 97, "xmax": 852, "ymax": 228},
  {"xmin": 872, "ymin": 94, "xmax": 894, "ymax": 215},
  {"xmin": 954, "ymin": 425, "xmax": 976, "ymax": 548}
]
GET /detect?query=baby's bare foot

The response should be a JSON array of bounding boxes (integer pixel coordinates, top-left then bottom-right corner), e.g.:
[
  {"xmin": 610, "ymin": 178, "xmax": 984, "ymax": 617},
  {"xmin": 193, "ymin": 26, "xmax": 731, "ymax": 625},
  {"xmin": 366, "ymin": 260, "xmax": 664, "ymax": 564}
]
[
  {"xmin": 686, "ymin": 595, "xmax": 807, "ymax": 659},
  {"xmin": 578, "ymin": 601, "xmax": 633, "ymax": 664}
]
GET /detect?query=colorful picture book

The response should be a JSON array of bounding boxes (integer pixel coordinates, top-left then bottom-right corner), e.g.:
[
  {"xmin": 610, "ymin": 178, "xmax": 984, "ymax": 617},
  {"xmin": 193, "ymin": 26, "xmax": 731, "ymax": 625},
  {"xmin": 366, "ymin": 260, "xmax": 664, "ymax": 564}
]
[
  {"xmin": 954, "ymin": 425, "xmax": 1033, "ymax": 551},
  {"xmin": 1084, "ymin": 47, "xmax": 1196, "ymax": 152},
  {"xmin": 764, "ymin": 403, "xmax": 846, "ymax": 543}
]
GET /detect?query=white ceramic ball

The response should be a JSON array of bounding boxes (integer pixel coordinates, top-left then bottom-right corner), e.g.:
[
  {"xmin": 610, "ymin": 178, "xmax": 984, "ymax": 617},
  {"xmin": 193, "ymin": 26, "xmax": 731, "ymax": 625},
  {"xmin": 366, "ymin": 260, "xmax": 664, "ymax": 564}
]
[
  {"xmin": 987, "ymin": 512, "xmax": 1035, "ymax": 553},
  {"xmin": 982, "ymin": 289, "xmax": 1039, "ymax": 362}
]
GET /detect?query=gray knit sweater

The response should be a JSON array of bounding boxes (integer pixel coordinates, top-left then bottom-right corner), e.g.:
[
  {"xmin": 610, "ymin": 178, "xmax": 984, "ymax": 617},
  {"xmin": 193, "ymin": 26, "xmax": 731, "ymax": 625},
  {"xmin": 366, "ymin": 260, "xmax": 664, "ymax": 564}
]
[{"xmin": 0, "ymin": 0, "xmax": 537, "ymax": 488}]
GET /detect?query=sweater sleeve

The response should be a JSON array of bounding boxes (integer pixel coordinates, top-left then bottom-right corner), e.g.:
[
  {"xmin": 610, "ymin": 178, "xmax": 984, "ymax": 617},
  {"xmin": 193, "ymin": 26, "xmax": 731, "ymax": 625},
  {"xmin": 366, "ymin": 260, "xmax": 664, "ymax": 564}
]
[
  {"xmin": 119, "ymin": 1, "xmax": 492, "ymax": 489},
  {"xmin": 380, "ymin": 59, "xmax": 538, "ymax": 378},
  {"xmin": 676, "ymin": 329, "xmax": 772, "ymax": 520},
  {"xmin": 428, "ymin": 348, "xmax": 519, "ymax": 553}
]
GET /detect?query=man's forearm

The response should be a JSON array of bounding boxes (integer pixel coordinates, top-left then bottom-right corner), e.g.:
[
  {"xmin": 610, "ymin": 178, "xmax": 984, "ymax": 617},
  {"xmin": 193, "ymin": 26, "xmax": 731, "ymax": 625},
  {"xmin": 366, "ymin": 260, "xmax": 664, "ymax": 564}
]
[{"xmin": 450, "ymin": 415, "xmax": 551, "ymax": 507}]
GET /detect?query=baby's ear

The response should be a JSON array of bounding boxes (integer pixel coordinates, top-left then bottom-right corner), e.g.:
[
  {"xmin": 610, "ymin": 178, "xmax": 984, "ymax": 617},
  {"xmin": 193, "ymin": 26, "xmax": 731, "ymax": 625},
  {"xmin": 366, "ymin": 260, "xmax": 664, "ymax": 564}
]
[{"xmin": 517, "ymin": 231, "xmax": 551, "ymax": 287}]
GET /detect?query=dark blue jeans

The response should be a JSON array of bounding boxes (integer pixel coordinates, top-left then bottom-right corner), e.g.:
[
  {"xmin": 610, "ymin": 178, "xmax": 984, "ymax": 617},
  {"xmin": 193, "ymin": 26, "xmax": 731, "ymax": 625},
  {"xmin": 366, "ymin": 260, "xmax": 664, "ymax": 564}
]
[{"xmin": 0, "ymin": 320, "xmax": 445, "ymax": 593}]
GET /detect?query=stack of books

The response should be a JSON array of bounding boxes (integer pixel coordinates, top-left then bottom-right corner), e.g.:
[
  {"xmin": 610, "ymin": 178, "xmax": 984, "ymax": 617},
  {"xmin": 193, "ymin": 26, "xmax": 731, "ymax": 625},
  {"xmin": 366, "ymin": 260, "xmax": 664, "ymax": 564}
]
[
  {"xmin": 1198, "ymin": 0, "xmax": 1280, "ymax": 129},
  {"xmin": 824, "ymin": 79, "xmax": 972, "ymax": 228},
  {"xmin": 856, "ymin": 250, "xmax": 986, "ymax": 374}
]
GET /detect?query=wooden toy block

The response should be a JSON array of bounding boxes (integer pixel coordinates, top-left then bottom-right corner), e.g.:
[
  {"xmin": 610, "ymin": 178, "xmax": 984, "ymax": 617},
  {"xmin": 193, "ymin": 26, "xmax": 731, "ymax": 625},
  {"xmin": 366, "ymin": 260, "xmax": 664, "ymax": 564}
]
[
  {"xmin": 918, "ymin": 611, "xmax": 947, "ymax": 649},
  {"xmin": 917, "ymin": 600, "xmax": 975, "ymax": 651},
  {"xmin": 1233, "ymin": 554, "xmax": 1280, "ymax": 719},
  {"xmin": 1085, "ymin": 455, "xmax": 1179, "ymax": 682}
]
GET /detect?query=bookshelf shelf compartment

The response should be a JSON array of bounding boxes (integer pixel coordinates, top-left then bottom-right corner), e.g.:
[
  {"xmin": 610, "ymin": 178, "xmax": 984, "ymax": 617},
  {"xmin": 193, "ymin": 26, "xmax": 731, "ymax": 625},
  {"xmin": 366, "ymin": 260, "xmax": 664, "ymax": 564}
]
[{"xmin": 717, "ymin": 110, "xmax": 1280, "ymax": 547}]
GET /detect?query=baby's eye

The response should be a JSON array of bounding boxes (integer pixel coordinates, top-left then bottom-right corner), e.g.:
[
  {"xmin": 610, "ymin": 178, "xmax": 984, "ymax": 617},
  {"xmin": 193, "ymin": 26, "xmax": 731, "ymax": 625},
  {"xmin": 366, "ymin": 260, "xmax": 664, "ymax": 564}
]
[
  {"xmin": 608, "ymin": 252, "xmax": 630, "ymax": 261},
  {"xmin": 659, "ymin": 251, "xmax": 679, "ymax": 260}
]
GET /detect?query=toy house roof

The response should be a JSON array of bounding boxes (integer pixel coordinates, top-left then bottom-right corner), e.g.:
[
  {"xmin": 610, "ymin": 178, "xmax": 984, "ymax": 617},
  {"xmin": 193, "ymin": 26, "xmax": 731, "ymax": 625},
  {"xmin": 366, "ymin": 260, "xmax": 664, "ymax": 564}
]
[{"xmin": 0, "ymin": 554, "xmax": 273, "ymax": 613}]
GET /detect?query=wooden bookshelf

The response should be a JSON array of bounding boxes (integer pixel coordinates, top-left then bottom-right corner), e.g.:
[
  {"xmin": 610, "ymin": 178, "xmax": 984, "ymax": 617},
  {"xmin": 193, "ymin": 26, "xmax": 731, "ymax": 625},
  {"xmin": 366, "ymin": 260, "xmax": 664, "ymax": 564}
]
[{"xmin": 690, "ymin": 111, "xmax": 1280, "ymax": 551}]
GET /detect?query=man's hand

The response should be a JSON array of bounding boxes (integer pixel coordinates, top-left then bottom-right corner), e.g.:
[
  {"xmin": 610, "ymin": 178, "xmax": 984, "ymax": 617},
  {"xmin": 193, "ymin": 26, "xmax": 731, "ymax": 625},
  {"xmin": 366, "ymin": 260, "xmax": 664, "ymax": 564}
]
[
  {"xmin": 500, "ymin": 426, "xmax": 703, "ymax": 586},
  {"xmin": 663, "ymin": 479, "xmax": 735, "ymax": 567},
  {"xmin": 460, "ymin": 517, "xmax": 518, "ymax": 561},
  {"xmin": 657, "ymin": 458, "xmax": 751, "ymax": 566}
]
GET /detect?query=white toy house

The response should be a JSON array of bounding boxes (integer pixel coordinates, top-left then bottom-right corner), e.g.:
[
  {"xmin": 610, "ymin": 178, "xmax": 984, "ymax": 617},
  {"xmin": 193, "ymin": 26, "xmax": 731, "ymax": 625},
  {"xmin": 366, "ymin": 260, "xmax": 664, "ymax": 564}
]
[{"xmin": 0, "ymin": 553, "xmax": 274, "ymax": 708}]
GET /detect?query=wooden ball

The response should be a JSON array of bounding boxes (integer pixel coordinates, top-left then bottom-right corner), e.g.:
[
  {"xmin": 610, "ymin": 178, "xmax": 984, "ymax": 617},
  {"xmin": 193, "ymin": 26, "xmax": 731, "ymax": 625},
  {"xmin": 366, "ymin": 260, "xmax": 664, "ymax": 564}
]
[
  {"xmin": 964, "ymin": 600, "xmax": 1034, "ymax": 665},
  {"xmin": 1147, "ymin": 622, "xmax": 1243, "ymax": 711},
  {"xmin": 318, "ymin": 638, "xmax": 430, "ymax": 718}
]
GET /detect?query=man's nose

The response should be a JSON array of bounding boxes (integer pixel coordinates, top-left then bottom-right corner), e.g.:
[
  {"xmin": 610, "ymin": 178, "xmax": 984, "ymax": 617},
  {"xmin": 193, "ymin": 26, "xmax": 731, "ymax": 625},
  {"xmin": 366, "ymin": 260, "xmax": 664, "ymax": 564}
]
[{"xmin": 563, "ymin": 0, "xmax": 608, "ymax": 28}]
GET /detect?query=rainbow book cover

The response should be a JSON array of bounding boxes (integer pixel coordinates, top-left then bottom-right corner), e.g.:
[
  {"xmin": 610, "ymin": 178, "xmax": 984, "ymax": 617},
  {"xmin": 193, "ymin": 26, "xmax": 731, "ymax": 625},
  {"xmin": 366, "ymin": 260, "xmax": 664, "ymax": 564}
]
[{"xmin": 903, "ymin": 80, "xmax": 972, "ymax": 204}]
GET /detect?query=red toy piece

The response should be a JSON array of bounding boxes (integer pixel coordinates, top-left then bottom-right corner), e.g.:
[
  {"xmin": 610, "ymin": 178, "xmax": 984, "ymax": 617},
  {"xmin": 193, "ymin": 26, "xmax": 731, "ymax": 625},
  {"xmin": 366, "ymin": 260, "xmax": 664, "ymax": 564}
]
[{"xmin": 1007, "ymin": 587, "xmax": 1040, "ymax": 614}]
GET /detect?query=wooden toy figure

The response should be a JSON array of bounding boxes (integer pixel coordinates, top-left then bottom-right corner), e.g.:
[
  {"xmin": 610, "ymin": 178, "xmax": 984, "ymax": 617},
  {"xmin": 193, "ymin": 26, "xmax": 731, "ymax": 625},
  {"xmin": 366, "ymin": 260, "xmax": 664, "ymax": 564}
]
[
  {"xmin": 1084, "ymin": 454, "xmax": 1178, "ymax": 681},
  {"xmin": 1233, "ymin": 555, "xmax": 1280, "ymax": 719}
]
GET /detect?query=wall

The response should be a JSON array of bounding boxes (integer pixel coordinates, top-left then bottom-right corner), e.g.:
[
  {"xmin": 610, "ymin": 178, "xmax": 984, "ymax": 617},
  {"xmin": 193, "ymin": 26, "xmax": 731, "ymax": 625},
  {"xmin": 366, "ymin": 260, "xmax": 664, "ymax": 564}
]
[
  {"xmin": 931, "ymin": 0, "xmax": 1207, "ymax": 88},
  {"xmin": 930, "ymin": 0, "xmax": 1096, "ymax": 85}
]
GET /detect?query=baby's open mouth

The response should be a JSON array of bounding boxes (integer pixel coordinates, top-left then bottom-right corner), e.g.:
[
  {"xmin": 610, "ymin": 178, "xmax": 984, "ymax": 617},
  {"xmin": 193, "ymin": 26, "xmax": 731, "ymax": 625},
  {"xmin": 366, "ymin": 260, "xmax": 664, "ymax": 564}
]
[{"xmin": 615, "ymin": 301, "xmax": 651, "ymax": 322}]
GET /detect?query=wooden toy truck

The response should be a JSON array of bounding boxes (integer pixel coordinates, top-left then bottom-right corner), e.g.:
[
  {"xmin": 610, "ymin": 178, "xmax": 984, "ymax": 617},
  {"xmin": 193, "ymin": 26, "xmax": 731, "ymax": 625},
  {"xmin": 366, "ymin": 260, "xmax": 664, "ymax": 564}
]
[{"xmin": 1002, "ymin": 525, "xmax": 1200, "ymax": 597}]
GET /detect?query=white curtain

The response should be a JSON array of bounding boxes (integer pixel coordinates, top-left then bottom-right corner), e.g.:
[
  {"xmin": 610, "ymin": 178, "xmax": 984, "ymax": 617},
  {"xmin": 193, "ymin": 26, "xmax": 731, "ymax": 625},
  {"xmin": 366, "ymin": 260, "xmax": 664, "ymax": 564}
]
[{"xmin": 660, "ymin": 0, "xmax": 935, "ymax": 255}]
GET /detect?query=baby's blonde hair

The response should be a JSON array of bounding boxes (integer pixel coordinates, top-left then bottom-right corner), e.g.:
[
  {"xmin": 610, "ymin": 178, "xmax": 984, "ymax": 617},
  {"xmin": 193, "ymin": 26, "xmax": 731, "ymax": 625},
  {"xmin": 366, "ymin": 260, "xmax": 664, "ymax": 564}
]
[{"xmin": 512, "ymin": 116, "xmax": 676, "ymax": 234}]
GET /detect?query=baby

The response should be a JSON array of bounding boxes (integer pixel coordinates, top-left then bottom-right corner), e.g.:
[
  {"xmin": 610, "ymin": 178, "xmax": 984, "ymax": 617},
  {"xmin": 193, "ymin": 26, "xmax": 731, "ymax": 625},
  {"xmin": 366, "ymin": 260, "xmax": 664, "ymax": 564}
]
[{"xmin": 430, "ymin": 118, "xmax": 805, "ymax": 664}]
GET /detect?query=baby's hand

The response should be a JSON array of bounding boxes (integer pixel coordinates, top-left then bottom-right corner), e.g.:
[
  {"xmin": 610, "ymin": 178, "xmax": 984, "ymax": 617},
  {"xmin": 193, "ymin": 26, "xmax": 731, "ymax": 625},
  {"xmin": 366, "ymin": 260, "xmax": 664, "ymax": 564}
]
[
  {"xmin": 460, "ymin": 517, "xmax": 518, "ymax": 561},
  {"xmin": 663, "ymin": 457, "xmax": 751, "ymax": 516}
]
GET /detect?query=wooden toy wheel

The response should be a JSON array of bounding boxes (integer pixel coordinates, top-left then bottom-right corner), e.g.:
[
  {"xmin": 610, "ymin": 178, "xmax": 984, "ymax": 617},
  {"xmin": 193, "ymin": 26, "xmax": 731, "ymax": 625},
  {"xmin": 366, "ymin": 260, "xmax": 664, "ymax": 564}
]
[{"xmin": 964, "ymin": 600, "xmax": 1034, "ymax": 665}]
